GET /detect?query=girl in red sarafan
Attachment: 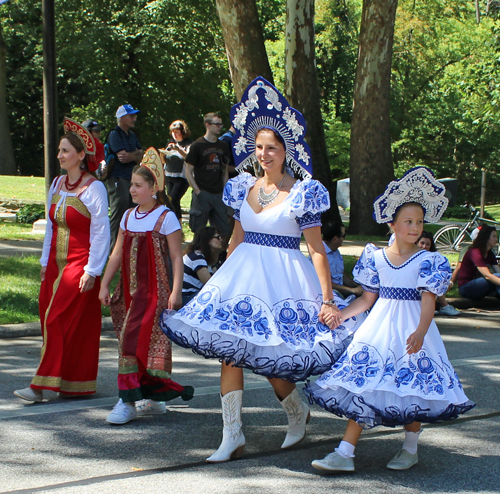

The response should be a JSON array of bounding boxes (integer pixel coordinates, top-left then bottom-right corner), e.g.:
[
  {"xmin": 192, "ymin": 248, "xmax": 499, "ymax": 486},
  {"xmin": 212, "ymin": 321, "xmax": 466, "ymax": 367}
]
[
  {"xmin": 14, "ymin": 118, "xmax": 110, "ymax": 402},
  {"xmin": 99, "ymin": 147, "xmax": 194, "ymax": 425}
]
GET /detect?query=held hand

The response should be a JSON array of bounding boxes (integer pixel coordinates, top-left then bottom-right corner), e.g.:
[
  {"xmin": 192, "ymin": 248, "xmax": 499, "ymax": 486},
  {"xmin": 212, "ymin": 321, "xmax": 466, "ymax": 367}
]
[
  {"xmin": 168, "ymin": 292, "xmax": 182, "ymax": 310},
  {"xmin": 406, "ymin": 330, "xmax": 425, "ymax": 355},
  {"xmin": 319, "ymin": 303, "xmax": 343, "ymax": 329},
  {"xmin": 99, "ymin": 286, "xmax": 111, "ymax": 306},
  {"xmin": 79, "ymin": 273, "xmax": 96, "ymax": 293},
  {"xmin": 40, "ymin": 266, "xmax": 47, "ymax": 282}
]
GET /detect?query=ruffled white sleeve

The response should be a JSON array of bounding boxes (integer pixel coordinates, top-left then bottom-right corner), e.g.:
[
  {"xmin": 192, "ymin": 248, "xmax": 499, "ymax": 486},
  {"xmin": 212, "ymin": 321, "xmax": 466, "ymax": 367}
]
[
  {"xmin": 39, "ymin": 177, "xmax": 60, "ymax": 267},
  {"xmin": 222, "ymin": 172, "xmax": 256, "ymax": 221},
  {"xmin": 287, "ymin": 179, "xmax": 330, "ymax": 231},
  {"xmin": 80, "ymin": 181, "xmax": 110, "ymax": 277},
  {"xmin": 417, "ymin": 251, "xmax": 452, "ymax": 297},
  {"xmin": 352, "ymin": 243, "xmax": 380, "ymax": 293}
]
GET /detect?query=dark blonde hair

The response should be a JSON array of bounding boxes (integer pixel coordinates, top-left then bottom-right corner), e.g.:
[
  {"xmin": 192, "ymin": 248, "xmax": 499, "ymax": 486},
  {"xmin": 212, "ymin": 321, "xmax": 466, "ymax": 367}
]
[{"xmin": 132, "ymin": 165, "xmax": 172, "ymax": 209}]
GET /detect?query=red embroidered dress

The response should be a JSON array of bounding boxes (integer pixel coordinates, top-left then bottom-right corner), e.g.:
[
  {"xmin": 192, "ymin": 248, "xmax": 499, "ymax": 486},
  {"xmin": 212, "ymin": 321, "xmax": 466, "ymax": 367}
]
[
  {"xmin": 110, "ymin": 208, "xmax": 194, "ymax": 403},
  {"xmin": 32, "ymin": 177, "xmax": 108, "ymax": 395}
]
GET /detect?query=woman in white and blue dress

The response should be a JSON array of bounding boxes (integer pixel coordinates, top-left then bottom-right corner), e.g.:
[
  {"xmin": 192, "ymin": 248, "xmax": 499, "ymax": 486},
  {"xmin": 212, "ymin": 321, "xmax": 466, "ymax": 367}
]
[
  {"xmin": 160, "ymin": 77, "xmax": 365, "ymax": 463},
  {"xmin": 306, "ymin": 167, "xmax": 475, "ymax": 473}
]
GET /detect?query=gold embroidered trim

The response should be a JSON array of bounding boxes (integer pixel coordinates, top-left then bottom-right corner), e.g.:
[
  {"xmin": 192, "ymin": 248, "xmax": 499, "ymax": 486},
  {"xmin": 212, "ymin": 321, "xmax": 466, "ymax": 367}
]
[{"xmin": 31, "ymin": 376, "xmax": 96, "ymax": 392}]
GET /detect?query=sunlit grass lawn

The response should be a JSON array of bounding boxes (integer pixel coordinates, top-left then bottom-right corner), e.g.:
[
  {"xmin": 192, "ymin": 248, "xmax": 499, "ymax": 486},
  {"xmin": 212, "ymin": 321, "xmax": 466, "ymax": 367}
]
[
  {"xmin": 0, "ymin": 255, "xmax": 115, "ymax": 325},
  {"xmin": 0, "ymin": 222, "xmax": 45, "ymax": 241},
  {"xmin": 0, "ymin": 176, "xmax": 45, "ymax": 203}
]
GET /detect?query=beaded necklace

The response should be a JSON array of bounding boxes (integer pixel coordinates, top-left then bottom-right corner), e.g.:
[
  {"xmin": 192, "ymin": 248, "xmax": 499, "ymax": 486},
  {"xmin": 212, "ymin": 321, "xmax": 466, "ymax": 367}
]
[
  {"xmin": 64, "ymin": 172, "xmax": 85, "ymax": 191},
  {"xmin": 134, "ymin": 203, "xmax": 160, "ymax": 220}
]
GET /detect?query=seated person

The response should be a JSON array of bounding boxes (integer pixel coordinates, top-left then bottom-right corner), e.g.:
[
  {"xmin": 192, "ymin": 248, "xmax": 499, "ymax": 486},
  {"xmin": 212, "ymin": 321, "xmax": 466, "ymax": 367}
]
[
  {"xmin": 458, "ymin": 226, "xmax": 500, "ymax": 300},
  {"xmin": 450, "ymin": 227, "xmax": 480, "ymax": 287},
  {"xmin": 417, "ymin": 231, "xmax": 460, "ymax": 316},
  {"xmin": 182, "ymin": 227, "xmax": 222, "ymax": 306},
  {"xmin": 319, "ymin": 221, "xmax": 363, "ymax": 299}
]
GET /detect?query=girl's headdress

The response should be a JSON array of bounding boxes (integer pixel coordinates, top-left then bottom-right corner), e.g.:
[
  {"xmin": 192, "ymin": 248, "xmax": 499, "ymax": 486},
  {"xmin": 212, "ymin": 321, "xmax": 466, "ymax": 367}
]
[
  {"xmin": 62, "ymin": 117, "xmax": 98, "ymax": 172},
  {"xmin": 140, "ymin": 147, "xmax": 165, "ymax": 191},
  {"xmin": 373, "ymin": 167, "xmax": 449, "ymax": 224},
  {"xmin": 230, "ymin": 76, "xmax": 313, "ymax": 179}
]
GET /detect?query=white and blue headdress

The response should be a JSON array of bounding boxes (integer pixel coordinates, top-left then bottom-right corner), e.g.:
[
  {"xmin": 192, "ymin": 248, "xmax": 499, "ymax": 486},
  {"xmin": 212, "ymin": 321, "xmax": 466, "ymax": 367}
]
[
  {"xmin": 230, "ymin": 76, "xmax": 313, "ymax": 179},
  {"xmin": 373, "ymin": 167, "xmax": 449, "ymax": 223}
]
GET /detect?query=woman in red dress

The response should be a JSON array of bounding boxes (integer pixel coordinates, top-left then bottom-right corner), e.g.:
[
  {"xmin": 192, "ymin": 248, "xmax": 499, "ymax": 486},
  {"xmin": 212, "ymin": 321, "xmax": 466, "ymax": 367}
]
[{"xmin": 14, "ymin": 118, "xmax": 110, "ymax": 402}]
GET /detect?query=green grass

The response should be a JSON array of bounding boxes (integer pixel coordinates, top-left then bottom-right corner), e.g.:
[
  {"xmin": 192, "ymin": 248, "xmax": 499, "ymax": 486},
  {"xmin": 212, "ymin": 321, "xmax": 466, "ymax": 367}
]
[
  {"xmin": 0, "ymin": 256, "xmax": 41, "ymax": 324},
  {"xmin": 0, "ymin": 222, "xmax": 45, "ymax": 241},
  {"xmin": 0, "ymin": 255, "xmax": 118, "ymax": 325},
  {"xmin": 484, "ymin": 204, "xmax": 500, "ymax": 221},
  {"xmin": 0, "ymin": 176, "xmax": 45, "ymax": 203}
]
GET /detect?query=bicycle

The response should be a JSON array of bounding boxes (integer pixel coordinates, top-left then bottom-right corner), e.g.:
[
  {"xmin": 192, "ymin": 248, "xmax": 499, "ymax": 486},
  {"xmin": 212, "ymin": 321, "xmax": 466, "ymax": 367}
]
[{"xmin": 433, "ymin": 203, "xmax": 500, "ymax": 256}]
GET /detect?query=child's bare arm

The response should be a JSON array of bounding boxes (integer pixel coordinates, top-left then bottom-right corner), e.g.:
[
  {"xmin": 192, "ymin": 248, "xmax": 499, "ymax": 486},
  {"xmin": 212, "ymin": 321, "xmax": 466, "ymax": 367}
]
[{"xmin": 406, "ymin": 291, "xmax": 435, "ymax": 354}]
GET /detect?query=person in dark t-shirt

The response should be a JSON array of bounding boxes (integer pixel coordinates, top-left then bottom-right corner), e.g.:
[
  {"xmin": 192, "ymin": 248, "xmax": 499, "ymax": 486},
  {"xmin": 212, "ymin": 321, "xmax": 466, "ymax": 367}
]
[{"xmin": 185, "ymin": 112, "xmax": 232, "ymax": 250}]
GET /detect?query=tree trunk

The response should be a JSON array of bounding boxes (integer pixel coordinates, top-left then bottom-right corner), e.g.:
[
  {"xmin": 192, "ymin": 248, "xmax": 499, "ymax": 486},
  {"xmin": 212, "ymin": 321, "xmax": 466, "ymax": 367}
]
[
  {"xmin": 285, "ymin": 0, "xmax": 340, "ymax": 223},
  {"xmin": 0, "ymin": 24, "xmax": 16, "ymax": 175},
  {"xmin": 215, "ymin": 0, "xmax": 274, "ymax": 101},
  {"xmin": 349, "ymin": 0, "xmax": 398, "ymax": 235}
]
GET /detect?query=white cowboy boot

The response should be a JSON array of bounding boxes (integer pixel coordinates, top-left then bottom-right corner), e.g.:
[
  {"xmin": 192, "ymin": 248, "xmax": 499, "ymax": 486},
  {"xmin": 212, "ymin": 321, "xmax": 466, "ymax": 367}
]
[
  {"xmin": 278, "ymin": 388, "xmax": 310, "ymax": 449},
  {"xmin": 206, "ymin": 390, "xmax": 245, "ymax": 463}
]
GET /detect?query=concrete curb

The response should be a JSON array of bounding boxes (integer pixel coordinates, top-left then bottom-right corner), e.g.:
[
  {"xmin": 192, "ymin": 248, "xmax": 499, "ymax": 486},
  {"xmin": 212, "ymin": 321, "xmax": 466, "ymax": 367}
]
[{"xmin": 0, "ymin": 317, "xmax": 114, "ymax": 339}]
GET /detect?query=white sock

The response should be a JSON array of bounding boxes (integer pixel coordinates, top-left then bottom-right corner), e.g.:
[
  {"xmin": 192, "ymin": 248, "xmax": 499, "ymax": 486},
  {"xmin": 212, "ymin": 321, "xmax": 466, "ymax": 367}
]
[
  {"xmin": 402, "ymin": 430, "xmax": 421, "ymax": 454},
  {"xmin": 336, "ymin": 440, "xmax": 355, "ymax": 458}
]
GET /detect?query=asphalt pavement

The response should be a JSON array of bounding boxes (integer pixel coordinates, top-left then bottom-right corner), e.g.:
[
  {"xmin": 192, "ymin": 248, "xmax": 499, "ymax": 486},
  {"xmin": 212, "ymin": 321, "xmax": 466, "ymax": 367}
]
[{"xmin": 0, "ymin": 309, "xmax": 499, "ymax": 494}]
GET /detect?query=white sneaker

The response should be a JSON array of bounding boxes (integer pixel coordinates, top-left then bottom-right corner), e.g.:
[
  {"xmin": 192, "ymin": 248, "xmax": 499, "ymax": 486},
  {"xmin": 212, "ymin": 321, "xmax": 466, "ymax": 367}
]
[
  {"xmin": 311, "ymin": 451, "xmax": 355, "ymax": 472},
  {"xmin": 14, "ymin": 387, "xmax": 43, "ymax": 402},
  {"xmin": 135, "ymin": 399, "xmax": 166, "ymax": 416},
  {"xmin": 106, "ymin": 399, "xmax": 137, "ymax": 425},
  {"xmin": 439, "ymin": 304, "xmax": 460, "ymax": 316}
]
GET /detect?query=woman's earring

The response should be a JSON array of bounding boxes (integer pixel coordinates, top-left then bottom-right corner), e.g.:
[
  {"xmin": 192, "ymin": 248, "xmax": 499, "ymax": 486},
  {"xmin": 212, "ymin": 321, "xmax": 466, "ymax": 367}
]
[
  {"xmin": 79, "ymin": 162, "xmax": 85, "ymax": 170},
  {"xmin": 152, "ymin": 194, "xmax": 157, "ymax": 199}
]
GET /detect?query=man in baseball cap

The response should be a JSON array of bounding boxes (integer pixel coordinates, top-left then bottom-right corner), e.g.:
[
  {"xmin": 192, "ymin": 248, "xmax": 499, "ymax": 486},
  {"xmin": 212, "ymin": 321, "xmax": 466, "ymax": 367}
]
[
  {"xmin": 115, "ymin": 104, "xmax": 140, "ymax": 118},
  {"xmin": 107, "ymin": 104, "xmax": 143, "ymax": 250}
]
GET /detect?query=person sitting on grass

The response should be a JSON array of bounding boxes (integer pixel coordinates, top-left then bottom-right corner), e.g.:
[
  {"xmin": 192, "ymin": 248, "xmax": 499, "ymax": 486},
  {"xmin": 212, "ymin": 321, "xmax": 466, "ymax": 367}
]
[
  {"xmin": 182, "ymin": 226, "xmax": 223, "ymax": 307},
  {"xmin": 458, "ymin": 225, "xmax": 500, "ymax": 300},
  {"xmin": 417, "ymin": 231, "xmax": 460, "ymax": 316},
  {"xmin": 318, "ymin": 221, "xmax": 363, "ymax": 299}
]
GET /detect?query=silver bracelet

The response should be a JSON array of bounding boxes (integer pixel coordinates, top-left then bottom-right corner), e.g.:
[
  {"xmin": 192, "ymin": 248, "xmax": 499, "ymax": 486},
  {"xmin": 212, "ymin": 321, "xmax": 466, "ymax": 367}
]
[{"xmin": 322, "ymin": 299, "xmax": 337, "ymax": 308}]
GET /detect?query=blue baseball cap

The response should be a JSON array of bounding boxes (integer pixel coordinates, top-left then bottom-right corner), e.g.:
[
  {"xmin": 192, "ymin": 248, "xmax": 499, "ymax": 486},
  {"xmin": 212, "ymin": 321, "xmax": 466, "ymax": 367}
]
[{"xmin": 116, "ymin": 104, "xmax": 140, "ymax": 118}]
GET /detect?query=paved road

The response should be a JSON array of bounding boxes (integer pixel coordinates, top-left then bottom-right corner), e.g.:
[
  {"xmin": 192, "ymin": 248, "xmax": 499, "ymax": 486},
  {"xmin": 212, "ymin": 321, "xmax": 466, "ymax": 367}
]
[{"xmin": 0, "ymin": 311, "xmax": 499, "ymax": 493}]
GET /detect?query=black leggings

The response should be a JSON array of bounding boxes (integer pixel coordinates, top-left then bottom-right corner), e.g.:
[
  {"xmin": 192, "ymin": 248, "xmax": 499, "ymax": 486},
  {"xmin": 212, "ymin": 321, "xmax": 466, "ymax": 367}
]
[{"xmin": 165, "ymin": 177, "xmax": 189, "ymax": 220}]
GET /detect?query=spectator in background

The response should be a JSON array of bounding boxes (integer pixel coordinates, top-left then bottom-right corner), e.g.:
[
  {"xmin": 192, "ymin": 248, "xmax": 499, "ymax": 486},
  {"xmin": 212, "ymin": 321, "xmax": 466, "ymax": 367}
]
[
  {"xmin": 182, "ymin": 226, "xmax": 222, "ymax": 306},
  {"xmin": 416, "ymin": 231, "xmax": 460, "ymax": 316},
  {"xmin": 159, "ymin": 120, "xmax": 192, "ymax": 220},
  {"xmin": 107, "ymin": 104, "xmax": 143, "ymax": 251},
  {"xmin": 458, "ymin": 225, "xmax": 500, "ymax": 299},
  {"xmin": 82, "ymin": 119, "xmax": 105, "ymax": 171},
  {"xmin": 320, "ymin": 221, "xmax": 363, "ymax": 299},
  {"xmin": 185, "ymin": 112, "xmax": 232, "ymax": 253}
]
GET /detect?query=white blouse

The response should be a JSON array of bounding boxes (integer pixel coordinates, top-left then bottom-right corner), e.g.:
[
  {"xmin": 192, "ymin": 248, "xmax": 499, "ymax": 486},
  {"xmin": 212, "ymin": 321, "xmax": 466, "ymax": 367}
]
[
  {"xmin": 40, "ymin": 179, "xmax": 110, "ymax": 277},
  {"xmin": 119, "ymin": 205, "xmax": 181, "ymax": 236}
]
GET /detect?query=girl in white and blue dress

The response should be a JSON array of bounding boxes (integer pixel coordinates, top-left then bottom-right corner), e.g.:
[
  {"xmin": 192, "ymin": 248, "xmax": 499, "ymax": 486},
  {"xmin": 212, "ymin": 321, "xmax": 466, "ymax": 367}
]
[
  {"xmin": 161, "ymin": 77, "xmax": 365, "ymax": 463},
  {"xmin": 306, "ymin": 167, "xmax": 475, "ymax": 473}
]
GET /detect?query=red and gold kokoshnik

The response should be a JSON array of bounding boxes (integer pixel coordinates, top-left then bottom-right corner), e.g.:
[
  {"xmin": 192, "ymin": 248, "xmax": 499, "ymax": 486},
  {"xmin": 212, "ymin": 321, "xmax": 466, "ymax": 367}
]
[
  {"xmin": 63, "ymin": 117, "xmax": 96, "ymax": 156},
  {"xmin": 140, "ymin": 147, "xmax": 165, "ymax": 191}
]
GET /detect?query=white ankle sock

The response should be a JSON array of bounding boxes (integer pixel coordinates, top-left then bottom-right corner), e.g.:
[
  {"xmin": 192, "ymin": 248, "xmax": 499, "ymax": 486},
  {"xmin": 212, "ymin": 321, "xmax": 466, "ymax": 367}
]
[
  {"xmin": 402, "ymin": 430, "xmax": 421, "ymax": 454},
  {"xmin": 336, "ymin": 440, "xmax": 355, "ymax": 458}
]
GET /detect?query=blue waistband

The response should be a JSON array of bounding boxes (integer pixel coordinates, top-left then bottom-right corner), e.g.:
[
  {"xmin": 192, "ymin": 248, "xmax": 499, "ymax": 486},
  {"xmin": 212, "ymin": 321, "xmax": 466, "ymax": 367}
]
[
  {"xmin": 244, "ymin": 232, "xmax": 301, "ymax": 250},
  {"xmin": 379, "ymin": 287, "xmax": 421, "ymax": 301}
]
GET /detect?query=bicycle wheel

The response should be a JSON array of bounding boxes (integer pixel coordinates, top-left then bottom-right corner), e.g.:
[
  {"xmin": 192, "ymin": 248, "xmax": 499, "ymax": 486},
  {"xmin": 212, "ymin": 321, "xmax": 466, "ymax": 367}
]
[{"xmin": 434, "ymin": 225, "xmax": 472, "ymax": 253}]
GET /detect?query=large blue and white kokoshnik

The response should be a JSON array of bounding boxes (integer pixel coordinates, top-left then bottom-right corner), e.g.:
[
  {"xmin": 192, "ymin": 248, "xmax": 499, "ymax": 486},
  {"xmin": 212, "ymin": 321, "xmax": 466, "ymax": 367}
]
[
  {"xmin": 231, "ymin": 76, "xmax": 313, "ymax": 179},
  {"xmin": 373, "ymin": 166, "xmax": 449, "ymax": 224}
]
